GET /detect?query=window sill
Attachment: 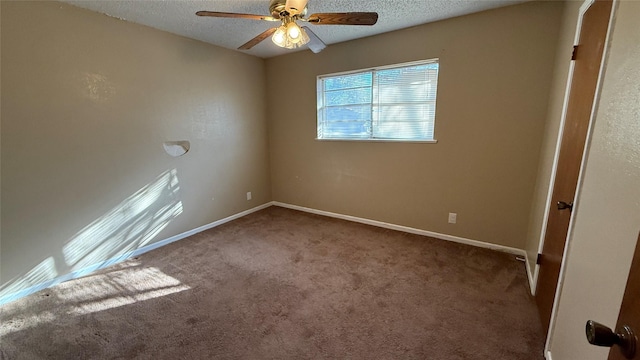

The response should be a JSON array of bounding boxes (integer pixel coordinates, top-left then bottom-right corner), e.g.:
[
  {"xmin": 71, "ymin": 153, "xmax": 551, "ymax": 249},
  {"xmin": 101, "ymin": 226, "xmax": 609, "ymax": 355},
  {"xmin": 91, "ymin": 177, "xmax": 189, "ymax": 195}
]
[{"xmin": 315, "ymin": 138, "xmax": 438, "ymax": 144}]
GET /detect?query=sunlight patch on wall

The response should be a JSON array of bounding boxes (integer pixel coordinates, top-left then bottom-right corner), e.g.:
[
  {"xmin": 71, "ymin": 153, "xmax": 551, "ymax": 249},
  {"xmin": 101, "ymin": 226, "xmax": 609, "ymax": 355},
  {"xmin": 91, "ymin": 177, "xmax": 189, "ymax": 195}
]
[
  {"xmin": 0, "ymin": 258, "xmax": 58, "ymax": 302},
  {"xmin": 0, "ymin": 169, "xmax": 183, "ymax": 305},
  {"xmin": 62, "ymin": 169, "xmax": 183, "ymax": 272}
]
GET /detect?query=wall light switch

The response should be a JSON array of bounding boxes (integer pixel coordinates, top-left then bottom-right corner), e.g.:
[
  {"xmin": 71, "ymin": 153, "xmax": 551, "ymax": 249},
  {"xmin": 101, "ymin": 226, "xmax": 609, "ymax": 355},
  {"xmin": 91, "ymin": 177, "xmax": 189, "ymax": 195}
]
[
  {"xmin": 448, "ymin": 213, "xmax": 457, "ymax": 224},
  {"xmin": 246, "ymin": 192, "xmax": 252, "ymax": 201}
]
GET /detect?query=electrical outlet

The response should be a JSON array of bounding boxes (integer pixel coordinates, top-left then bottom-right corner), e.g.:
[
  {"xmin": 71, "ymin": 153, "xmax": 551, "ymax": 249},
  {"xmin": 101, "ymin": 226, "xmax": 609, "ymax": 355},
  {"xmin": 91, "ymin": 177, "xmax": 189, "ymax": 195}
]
[
  {"xmin": 246, "ymin": 192, "xmax": 252, "ymax": 201},
  {"xmin": 448, "ymin": 213, "xmax": 457, "ymax": 224}
]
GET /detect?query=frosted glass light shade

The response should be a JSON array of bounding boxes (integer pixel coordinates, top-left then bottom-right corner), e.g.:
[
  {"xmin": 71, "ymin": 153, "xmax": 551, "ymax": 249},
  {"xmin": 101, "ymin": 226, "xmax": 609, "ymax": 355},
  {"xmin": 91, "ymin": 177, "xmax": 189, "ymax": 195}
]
[
  {"xmin": 272, "ymin": 26, "xmax": 287, "ymax": 47},
  {"xmin": 272, "ymin": 23, "xmax": 309, "ymax": 49},
  {"xmin": 287, "ymin": 23, "xmax": 302, "ymax": 43}
]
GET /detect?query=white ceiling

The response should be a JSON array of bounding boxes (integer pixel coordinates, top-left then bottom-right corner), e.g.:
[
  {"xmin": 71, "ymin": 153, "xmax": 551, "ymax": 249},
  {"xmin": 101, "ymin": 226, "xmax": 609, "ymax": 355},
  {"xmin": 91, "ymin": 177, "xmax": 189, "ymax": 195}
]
[{"xmin": 60, "ymin": 0, "xmax": 530, "ymax": 58}]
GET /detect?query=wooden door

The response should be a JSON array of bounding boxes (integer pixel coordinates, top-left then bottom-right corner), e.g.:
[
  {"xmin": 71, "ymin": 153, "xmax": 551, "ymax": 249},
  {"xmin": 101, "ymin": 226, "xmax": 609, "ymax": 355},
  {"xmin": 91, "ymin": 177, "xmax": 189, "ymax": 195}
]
[
  {"xmin": 535, "ymin": 0, "xmax": 613, "ymax": 332},
  {"xmin": 607, "ymin": 232, "xmax": 640, "ymax": 360},
  {"xmin": 586, "ymin": 232, "xmax": 640, "ymax": 359}
]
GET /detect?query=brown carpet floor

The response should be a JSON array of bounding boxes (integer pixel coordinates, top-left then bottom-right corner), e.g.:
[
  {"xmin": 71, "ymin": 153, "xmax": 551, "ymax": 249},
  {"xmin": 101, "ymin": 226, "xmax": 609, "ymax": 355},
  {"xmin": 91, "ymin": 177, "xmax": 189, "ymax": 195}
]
[{"xmin": 0, "ymin": 206, "xmax": 544, "ymax": 359}]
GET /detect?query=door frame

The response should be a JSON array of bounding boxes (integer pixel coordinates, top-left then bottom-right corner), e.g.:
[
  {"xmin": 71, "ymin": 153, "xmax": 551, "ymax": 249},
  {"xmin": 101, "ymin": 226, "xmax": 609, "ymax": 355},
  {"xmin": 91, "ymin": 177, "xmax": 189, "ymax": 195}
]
[{"xmin": 534, "ymin": 0, "xmax": 618, "ymax": 357}]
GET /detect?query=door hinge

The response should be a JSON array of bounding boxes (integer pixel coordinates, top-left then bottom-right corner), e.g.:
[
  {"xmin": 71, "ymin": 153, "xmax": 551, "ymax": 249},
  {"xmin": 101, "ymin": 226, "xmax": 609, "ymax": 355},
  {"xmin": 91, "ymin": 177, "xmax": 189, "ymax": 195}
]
[
  {"xmin": 572, "ymin": 45, "xmax": 579, "ymax": 60},
  {"xmin": 536, "ymin": 253, "xmax": 543, "ymax": 265}
]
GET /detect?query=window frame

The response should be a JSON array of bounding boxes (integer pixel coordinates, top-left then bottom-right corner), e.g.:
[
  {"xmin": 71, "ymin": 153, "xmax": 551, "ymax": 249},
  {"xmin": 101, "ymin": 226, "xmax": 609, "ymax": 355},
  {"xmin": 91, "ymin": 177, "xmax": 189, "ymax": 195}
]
[{"xmin": 316, "ymin": 59, "xmax": 440, "ymax": 143}]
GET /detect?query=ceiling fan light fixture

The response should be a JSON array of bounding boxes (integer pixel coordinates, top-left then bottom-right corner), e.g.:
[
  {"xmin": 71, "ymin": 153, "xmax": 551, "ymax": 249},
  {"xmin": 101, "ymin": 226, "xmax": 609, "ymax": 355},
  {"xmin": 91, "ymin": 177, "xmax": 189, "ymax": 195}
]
[
  {"xmin": 287, "ymin": 22, "xmax": 302, "ymax": 42},
  {"xmin": 196, "ymin": 2, "xmax": 378, "ymax": 52},
  {"xmin": 272, "ymin": 20, "xmax": 309, "ymax": 49},
  {"xmin": 298, "ymin": 27, "xmax": 310, "ymax": 47},
  {"xmin": 272, "ymin": 25, "xmax": 287, "ymax": 47}
]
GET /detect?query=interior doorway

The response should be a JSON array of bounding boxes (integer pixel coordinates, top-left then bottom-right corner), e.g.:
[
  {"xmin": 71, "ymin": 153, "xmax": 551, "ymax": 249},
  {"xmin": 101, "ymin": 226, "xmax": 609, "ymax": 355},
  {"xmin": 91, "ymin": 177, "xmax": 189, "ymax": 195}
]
[{"xmin": 534, "ymin": 0, "xmax": 613, "ymax": 333}]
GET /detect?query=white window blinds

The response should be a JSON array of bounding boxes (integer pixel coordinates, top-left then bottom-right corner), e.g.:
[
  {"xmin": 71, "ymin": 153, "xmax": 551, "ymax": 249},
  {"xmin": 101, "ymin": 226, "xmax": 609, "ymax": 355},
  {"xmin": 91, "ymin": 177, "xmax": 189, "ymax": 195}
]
[{"xmin": 317, "ymin": 59, "xmax": 439, "ymax": 141}]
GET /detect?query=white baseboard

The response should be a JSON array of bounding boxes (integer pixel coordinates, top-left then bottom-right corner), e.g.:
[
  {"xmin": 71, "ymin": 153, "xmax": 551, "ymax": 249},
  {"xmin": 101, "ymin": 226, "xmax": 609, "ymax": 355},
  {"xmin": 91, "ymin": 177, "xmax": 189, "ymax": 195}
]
[
  {"xmin": 2, "ymin": 200, "xmax": 533, "ymax": 305},
  {"xmin": 525, "ymin": 255, "xmax": 537, "ymax": 296},
  {"xmin": 273, "ymin": 202, "xmax": 528, "ymax": 257},
  {"xmin": 0, "ymin": 202, "xmax": 273, "ymax": 305},
  {"xmin": 127, "ymin": 202, "xmax": 273, "ymax": 257},
  {"xmin": 546, "ymin": 350, "xmax": 553, "ymax": 360}
]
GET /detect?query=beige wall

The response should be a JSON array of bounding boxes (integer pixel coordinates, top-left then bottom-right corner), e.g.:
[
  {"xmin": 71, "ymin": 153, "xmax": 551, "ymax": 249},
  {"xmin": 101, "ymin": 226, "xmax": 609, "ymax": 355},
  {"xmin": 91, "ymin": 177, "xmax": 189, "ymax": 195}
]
[
  {"xmin": 524, "ymin": 0, "xmax": 582, "ymax": 284},
  {"xmin": 549, "ymin": 1, "xmax": 640, "ymax": 358},
  {"xmin": 266, "ymin": 2, "xmax": 563, "ymax": 249},
  {"xmin": 0, "ymin": 1, "xmax": 271, "ymax": 298}
]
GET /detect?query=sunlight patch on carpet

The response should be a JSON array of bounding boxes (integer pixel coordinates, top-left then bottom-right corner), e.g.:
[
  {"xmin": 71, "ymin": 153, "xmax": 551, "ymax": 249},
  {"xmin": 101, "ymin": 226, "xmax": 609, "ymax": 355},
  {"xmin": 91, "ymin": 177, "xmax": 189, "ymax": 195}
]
[
  {"xmin": 59, "ymin": 266, "xmax": 190, "ymax": 315},
  {"xmin": 0, "ymin": 310, "xmax": 56, "ymax": 338},
  {"xmin": 0, "ymin": 265, "xmax": 189, "ymax": 336}
]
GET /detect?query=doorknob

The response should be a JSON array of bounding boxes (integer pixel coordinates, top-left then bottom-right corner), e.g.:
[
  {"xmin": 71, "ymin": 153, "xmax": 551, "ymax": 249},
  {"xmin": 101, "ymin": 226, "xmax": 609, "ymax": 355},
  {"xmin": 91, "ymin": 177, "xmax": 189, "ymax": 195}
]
[
  {"xmin": 586, "ymin": 320, "xmax": 637, "ymax": 359},
  {"xmin": 557, "ymin": 201, "xmax": 573, "ymax": 210}
]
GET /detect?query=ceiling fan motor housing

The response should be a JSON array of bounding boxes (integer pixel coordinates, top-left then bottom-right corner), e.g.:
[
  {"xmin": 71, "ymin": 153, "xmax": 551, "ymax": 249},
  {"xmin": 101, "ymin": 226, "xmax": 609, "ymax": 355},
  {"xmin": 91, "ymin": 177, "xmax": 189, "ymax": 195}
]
[{"xmin": 269, "ymin": 0, "xmax": 307, "ymax": 19}]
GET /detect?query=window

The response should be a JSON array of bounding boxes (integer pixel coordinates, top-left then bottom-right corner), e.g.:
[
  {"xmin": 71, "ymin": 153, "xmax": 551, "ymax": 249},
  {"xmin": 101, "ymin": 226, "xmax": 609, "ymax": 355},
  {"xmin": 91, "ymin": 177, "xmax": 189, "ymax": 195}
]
[{"xmin": 317, "ymin": 59, "xmax": 439, "ymax": 142}]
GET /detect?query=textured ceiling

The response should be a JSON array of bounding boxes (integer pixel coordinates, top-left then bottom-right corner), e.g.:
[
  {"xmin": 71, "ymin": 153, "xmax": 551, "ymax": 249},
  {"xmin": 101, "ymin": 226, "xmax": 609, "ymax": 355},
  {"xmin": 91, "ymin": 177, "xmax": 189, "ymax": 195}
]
[{"xmin": 59, "ymin": 0, "xmax": 530, "ymax": 58}]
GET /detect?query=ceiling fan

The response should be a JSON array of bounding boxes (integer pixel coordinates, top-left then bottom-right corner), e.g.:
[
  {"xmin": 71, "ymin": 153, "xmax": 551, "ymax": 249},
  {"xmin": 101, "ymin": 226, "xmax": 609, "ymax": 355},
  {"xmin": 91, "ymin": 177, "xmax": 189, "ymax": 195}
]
[{"xmin": 196, "ymin": 0, "xmax": 378, "ymax": 53}]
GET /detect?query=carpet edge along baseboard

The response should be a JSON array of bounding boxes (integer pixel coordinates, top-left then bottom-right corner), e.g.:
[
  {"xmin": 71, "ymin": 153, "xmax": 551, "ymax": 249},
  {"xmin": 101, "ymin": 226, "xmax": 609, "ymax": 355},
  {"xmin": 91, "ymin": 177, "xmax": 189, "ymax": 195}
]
[
  {"xmin": 0, "ymin": 201, "xmax": 531, "ymax": 305},
  {"xmin": 0, "ymin": 203, "xmax": 272, "ymax": 306}
]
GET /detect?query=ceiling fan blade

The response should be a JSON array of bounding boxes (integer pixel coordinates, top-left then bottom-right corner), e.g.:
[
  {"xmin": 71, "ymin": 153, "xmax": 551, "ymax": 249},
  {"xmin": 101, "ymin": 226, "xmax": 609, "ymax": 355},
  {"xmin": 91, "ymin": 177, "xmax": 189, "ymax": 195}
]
[
  {"xmin": 285, "ymin": 0, "xmax": 308, "ymax": 15},
  {"xmin": 307, "ymin": 12, "xmax": 378, "ymax": 26},
  {"xmin": 238, "ymin": 27, "xmax": 277, "ymax": 50},
  {"xmin": 196, "ymin": 11, "xmax": 277, "ymax": 22},
  {"xmin": 301, "ymin": 26, "xmax": 326, "ymax": 53}
]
